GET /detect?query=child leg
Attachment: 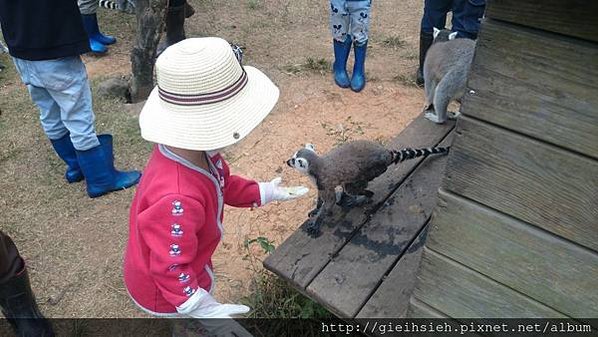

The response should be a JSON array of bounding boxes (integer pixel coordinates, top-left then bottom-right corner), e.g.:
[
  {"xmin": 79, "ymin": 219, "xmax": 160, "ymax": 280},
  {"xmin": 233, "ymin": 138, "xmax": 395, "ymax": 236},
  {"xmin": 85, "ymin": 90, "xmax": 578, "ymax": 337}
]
[
  {"xmin": 330, "ymin": 0, "xmax": 352, "ymax": 88},
  {"xmin": 348, "ymin": 0, "xmax": 371, "ymax": 92}
]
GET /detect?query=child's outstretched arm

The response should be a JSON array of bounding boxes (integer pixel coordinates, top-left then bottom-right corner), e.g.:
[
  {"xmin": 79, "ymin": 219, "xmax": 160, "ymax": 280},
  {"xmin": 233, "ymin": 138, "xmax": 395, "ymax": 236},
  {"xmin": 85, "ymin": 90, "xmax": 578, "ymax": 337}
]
[{"xmin": 220, "ymin": 158, "xmax": 308, "ymax": 207}]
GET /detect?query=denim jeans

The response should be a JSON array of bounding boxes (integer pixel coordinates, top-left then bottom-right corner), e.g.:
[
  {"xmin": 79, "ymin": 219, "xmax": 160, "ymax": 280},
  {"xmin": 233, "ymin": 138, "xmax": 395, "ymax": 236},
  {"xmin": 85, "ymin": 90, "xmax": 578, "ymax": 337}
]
[
  {"xmin": 330, "ymin": 0, "xmax": 372, "ymax": 45},
  {"xmin": 12, "ymin": 56, "xmax": 100, "ymax": 151},
  {"xmin": 421, "ymin": 0, "xmax": 486, "ymax": 39}
]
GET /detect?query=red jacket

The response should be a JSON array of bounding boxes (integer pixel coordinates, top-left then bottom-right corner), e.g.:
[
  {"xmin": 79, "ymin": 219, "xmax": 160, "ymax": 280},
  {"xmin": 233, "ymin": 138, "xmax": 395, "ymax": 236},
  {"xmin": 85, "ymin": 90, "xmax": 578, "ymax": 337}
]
[{"xmin": 124, "ymin": 145, "xmax": 262, "ymax": 315}]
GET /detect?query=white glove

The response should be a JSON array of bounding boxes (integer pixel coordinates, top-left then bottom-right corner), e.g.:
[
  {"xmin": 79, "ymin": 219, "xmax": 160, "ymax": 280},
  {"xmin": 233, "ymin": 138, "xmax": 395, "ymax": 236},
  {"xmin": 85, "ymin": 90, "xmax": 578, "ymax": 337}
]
[
  {"xmin": 174, "ymin": 319, "xmax": 254, "ymax": 337},
  {"xmin": 259, "ymin": 177, "xmax": 309, "ymax": 204},
  {"xmin": 177, "ymin": 288, "xmax": 250, "ymax": 318}
]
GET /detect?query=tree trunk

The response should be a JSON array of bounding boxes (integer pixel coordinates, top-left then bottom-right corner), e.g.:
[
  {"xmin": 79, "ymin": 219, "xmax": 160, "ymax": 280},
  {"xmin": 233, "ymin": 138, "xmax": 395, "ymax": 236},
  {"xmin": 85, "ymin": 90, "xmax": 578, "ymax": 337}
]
[{"xmin": 129, "ymin": 0, "xmax": 168, "ymax": 103}]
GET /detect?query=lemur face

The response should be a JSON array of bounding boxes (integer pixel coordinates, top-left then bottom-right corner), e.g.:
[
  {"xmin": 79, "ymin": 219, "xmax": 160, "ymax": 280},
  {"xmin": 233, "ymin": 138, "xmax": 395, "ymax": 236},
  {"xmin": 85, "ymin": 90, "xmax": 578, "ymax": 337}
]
[
  {"xmin": 432, "ymin": 27, "xmax": 457, "ymax": 42},
  {"xmin": 286, "ymin": 151, "xmax": 310, "ymax": 174},
  {"xmin": 286, "ymin": 144, "xmax": 316, "ymax": 175}
]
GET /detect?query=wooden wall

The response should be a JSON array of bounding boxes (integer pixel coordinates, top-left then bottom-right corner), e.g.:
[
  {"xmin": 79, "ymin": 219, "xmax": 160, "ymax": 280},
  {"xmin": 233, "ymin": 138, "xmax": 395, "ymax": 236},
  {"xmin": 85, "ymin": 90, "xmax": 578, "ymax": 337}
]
[{"xmin": 408, "ymin": 0, "xmax": 598, "ymax": 319}]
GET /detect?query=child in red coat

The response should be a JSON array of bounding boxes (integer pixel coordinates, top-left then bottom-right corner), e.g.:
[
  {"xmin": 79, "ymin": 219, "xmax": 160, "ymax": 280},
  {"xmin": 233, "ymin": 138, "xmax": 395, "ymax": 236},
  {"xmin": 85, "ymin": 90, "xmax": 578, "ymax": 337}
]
[{"xmin": 123, "ymin": 37, "xmax": 307, "ymax": 322}]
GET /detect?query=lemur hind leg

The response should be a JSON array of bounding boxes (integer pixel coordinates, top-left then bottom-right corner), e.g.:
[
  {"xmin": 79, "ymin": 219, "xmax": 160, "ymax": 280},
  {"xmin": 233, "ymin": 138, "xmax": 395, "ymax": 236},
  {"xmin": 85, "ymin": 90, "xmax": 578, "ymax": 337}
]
[
  {"xmin": 308, "ymin": 196, "xmax": 323, "ymax": 217},
  {"xmin": 338, "ymin": 182, "xmax": 373, "ymax": 209},
  {"xmin": 305, "ymin": 189, "xmax": 336, "ymax": 237}
]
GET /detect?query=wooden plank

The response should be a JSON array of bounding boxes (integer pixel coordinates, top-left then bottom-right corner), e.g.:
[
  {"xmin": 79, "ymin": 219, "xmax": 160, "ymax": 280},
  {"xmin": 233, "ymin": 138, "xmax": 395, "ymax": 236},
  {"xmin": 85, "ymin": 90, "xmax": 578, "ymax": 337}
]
[
  {"xmin": 485, "ymin": 0, "xmax": 598, "ymax": 43},
  {"xmin": 307, "ymin": 132, "xmax": 452, "ymax": 317},
  {"xmin": 428, "ymin": 190, "xmax": 598, "ymax": 318},
  {"xmin": 406, "ymin": 297, "xmax": 449, "ymax": 319},
  {"xmin": 263, "ymin": 114, "xmax": 454, "ymax": 290},
  {"xmin": 412, "ymin": 248, "xmax": 568, "ymax": 318},
  {"xmin": 356, "ymin": 225, "xmax": 430, "ymax": 318},
  {"xmin": 443, "ymin": 116, "xmax": 598, "ymax": 252},
  {"xmin": 463, "ymin": 19, "xmax": 598, "ymax": 159}
]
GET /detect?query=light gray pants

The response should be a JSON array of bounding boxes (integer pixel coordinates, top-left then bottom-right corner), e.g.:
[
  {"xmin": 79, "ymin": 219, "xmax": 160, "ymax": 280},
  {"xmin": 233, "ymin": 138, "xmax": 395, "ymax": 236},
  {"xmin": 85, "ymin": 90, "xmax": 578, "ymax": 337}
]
[
  {"xmin": 78, "ymin": 0, "xmax": 98, "ymax": 15},
  {"xmin": 330, "ymin": 0, "xmax": 372, "ymax": 45},
  {"xmin": 12, "ymin": 57, "xmax": 100, "ymax": 151}
]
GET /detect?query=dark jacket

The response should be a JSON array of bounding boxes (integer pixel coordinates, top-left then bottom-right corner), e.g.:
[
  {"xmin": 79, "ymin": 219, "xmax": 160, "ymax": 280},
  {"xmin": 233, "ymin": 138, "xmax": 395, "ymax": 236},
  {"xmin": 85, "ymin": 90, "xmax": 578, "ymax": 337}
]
[{"xmin": 0, "ymin": 0, "xmax": 90, "ymax": 60}]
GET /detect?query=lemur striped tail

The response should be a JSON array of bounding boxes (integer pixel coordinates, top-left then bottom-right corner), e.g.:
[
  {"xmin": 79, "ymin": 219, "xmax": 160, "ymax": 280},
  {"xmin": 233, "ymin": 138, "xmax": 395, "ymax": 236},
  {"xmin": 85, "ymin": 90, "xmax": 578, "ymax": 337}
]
[
  {"xmin": 391, "ymin": 146, "xmax": 450, "ymax": 164},
  {"xmin": 99, "ymin": 0, "xmax": 119, "ymax": 10}
]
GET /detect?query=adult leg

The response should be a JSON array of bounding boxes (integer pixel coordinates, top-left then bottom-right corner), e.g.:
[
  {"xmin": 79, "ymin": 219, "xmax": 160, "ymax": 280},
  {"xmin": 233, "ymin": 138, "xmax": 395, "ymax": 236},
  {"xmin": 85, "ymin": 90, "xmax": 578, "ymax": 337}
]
[
  {"xmin": 12, "ymin": 57, "xmax": 84, "ymax": 183},
  {"xmin": 157, "ymin": 0, "xmax": 187, "ymax": 56},
  {"xmin": 348, "ymin": 0, "xmax": 371, "ymax": 92},
  {"xmin": 416, "ymin": 0, "xmax": 452, "ymax": 85},
  {"xmin": 28, "ymin": 87, "xmax": 84, "ymax": 183},
  {"xmin": 32, "ymin": 57, "xmax": 141, "ymax": 197},
  {"xmin": 330, "ymin": 0, "xmax": 352, "ymax": 88},
  {"xmin": 0, "ymin": 231, "xmax": 54, "ymax": 337},
  {"xmin": 452, "ymin": 0, "xmax": 485, "ymax": 39}
]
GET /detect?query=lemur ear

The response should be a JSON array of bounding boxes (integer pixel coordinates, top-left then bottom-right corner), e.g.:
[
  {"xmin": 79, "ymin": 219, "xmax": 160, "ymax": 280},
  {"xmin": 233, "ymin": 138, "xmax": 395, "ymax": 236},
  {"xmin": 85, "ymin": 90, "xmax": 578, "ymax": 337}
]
[
  {"xmin": 305, "ymin": 143, "xmax": 316, "ymax": 152},
  {"xmin": 448, "ymin": 32, "xmax": 458, "ymax": 40},
  {"xmin": 433, "ymin": 27, "xmax": 440, "ymax": 39}
]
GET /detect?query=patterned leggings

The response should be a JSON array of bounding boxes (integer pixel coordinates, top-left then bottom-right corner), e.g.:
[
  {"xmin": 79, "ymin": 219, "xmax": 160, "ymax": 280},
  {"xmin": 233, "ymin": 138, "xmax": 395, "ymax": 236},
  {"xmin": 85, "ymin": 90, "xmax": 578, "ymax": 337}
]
[
  {"xmin": 330, "ymin": 0, "xmax": 372, "ymax": 45},
  {"xmin": 78, "ymin": 0, "xmax": 98, "ymax": 15}
]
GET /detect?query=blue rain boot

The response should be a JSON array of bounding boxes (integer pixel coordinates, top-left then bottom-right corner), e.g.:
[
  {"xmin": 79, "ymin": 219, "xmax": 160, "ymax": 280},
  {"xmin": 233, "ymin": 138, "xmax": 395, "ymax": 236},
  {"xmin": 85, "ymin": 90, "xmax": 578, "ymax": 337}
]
[
  {"xmin": 332, "ymin": 35, "xmax": 352, "ymax": 88},
  {"xmin": 88, "ymin": 38, "xmax": 107, "ymax": 54},
  {"xmin": 49, "ymin": 133, "xmax": 84, "ymax": 183},
  {"xmin": 76, "ymin": 134, "xmax": 141, "ymax": 198},
  {"xmin": 81, "ymin": 14, "xmax": 116, "ymax": 50},
  {"xmin": 350, "ymin": 40, "xmax": 368, "ymax": 92}
]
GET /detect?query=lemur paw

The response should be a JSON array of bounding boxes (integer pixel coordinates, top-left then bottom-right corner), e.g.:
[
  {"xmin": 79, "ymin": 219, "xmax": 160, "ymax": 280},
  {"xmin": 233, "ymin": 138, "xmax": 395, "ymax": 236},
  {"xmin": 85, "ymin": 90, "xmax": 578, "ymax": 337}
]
[
  {"xmin": 424, "ymin": 111, "xmax": 446, "ymax": 124},
  {"xmin": 305, "ymin": 219, "xmax": 322, "ymax": 238}
]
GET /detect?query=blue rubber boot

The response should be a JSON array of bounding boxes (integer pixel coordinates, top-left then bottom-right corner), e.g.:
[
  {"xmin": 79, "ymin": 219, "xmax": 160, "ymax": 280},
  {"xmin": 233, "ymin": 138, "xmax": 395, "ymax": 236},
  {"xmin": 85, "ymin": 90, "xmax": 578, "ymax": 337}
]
[
  {"xmin": 76, "ymin": 134, "xmax": 141, "ymax": 198},
  {"xmin": 81, "ymin": 14, "xmax": 116, "ymax": 48},
  {"xmin": 49, "ymin": 133, "xmax": 84, "ymax": 183},
  {"xmin": 350, "ymin": 40, "xmax": 368, "ymax": 92},
  {"xmin": 333, "ymin": 35, "xmax": 352, "ymax": 88},
  {"xmin": 88, "ymin": 38, "xmax": 107, "ymax": 54}
]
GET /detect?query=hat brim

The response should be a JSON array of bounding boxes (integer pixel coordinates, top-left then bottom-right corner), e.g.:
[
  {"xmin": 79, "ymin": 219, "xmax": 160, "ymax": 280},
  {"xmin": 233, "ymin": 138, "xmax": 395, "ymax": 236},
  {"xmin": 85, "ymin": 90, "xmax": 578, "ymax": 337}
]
[{"xmin": 140, "ymin": 66, "xmax": 279, "ymax": 151}]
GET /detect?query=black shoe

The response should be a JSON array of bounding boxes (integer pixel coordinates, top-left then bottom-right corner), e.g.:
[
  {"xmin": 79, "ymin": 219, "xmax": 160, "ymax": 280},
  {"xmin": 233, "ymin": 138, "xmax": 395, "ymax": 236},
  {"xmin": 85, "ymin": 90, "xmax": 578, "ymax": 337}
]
[
  {"xmin": 0, "ymin": 268, "xmax": 54, "ymax": 337},
  {"xmin": 416, "ymin": 31, "xmax": 434, "ymax": 87}
]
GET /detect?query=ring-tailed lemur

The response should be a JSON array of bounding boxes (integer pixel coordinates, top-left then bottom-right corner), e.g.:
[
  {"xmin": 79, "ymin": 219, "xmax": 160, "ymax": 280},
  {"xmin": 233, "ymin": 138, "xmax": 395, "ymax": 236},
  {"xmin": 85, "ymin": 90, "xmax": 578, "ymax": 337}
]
[
  {"xmin": 98, "ymin": 0, "xmax": 136, "ymax": 14},
  {"xmin": 423, "ymin": 27, "xmax": 476, "ymax": 124},
  {"xmin": 286, "ymin": 140, "xmax": 450, "ymax": 236}
]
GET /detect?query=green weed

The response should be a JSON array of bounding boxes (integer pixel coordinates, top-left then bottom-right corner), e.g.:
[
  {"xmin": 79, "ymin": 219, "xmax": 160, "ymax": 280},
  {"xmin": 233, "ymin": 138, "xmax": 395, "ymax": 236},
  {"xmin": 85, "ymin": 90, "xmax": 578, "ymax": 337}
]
[{"xmin": 241, "ymin": 237, "xmax": 332, "ymax": 320}]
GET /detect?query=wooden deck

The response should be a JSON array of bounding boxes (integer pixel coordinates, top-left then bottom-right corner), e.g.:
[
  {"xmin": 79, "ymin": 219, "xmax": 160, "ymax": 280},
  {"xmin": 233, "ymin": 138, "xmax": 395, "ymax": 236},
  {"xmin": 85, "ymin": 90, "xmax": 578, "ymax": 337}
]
[
  {"xmin": 407, "ymin": 0, "xmax": 598, "ymax": 319},
  {"xmin": 264, "ymin": 114, "xmax": 455, "ymax": 318}
]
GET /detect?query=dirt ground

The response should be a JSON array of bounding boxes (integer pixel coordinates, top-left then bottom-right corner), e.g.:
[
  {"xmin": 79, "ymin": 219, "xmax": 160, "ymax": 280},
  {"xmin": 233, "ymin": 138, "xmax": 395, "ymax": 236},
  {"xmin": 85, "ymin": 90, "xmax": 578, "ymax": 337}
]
[{"xmin": 0, "ymin": 0, "xmax": 427, "ymax": 318}]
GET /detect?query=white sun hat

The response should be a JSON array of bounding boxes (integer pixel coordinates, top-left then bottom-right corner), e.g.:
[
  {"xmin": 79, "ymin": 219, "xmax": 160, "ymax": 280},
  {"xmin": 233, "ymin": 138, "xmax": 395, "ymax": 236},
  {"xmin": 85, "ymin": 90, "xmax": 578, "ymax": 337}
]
[{"xmin": 139, "ymin": 37, "xmax": 280, "ymax": 151}]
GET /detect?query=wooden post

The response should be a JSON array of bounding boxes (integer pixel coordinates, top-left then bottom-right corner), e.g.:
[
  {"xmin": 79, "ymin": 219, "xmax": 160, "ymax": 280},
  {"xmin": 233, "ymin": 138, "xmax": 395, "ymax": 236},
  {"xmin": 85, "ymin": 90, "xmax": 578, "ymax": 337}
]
[{"xmin": 129, "ymin": 0, "xmax": 168, "ymax": 102}]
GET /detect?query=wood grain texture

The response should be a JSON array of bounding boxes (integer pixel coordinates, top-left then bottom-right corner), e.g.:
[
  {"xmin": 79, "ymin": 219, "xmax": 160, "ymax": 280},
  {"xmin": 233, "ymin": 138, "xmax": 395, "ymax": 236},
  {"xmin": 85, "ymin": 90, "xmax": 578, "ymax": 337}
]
[
  {"xmin": 486, "ymin": 0, "xmax": 598, "ymax": 43},
  {"xmin": 443, "ymin": 116, "xmax": 598, "ymax": 252},
  {"xmin": 356, "ymin": 226, "xmax": 430, "ymax": 318},
  {"xmin": 428, "ymin": 190, "xmax": 598, "ymax": 318},
  {"xmin": 263, "ymin": 115, "xmax": 454, "ymax": 290},
  {"xmin": 307, "ymin": 132, "xmax": 452, "ymax": 317},
  {"xmin": 406, "ymin": 298, "xmax": 449, "ymax": 319},
  {"xmin": 412, "ymin": 248, "xmax": 567, "ymax": 318},
  {"xmin": 463, "ymin": 19, "xmax": 598, "ymax": 159}
]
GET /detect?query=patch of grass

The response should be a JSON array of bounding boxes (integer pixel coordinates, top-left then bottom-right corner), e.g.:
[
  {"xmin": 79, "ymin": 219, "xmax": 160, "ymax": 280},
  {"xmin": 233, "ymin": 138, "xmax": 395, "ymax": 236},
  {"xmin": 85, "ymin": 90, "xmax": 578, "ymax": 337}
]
[
  {"xmin": 248, "ymin": 0, "xmax": 260, "ymax": 10},
  {"xmin": 382, "ymin": 36, "xmax": 406, "ymax": 49},
  {"xmin": 321, "ymin": 116, "xmax": 366, "ymax": 145},
  {"xmin": 282, "ymin": 57, "xmax": 331, "ymax": 76},
  {"xmin": 241, "ymin": 237, "xmax": 332, "ymax": 320}
]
